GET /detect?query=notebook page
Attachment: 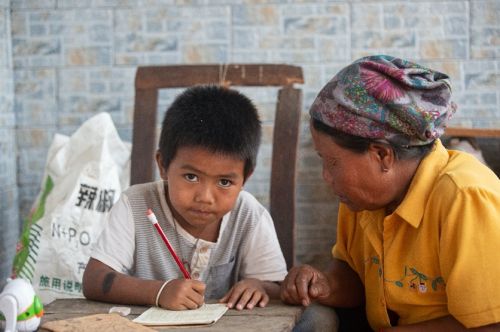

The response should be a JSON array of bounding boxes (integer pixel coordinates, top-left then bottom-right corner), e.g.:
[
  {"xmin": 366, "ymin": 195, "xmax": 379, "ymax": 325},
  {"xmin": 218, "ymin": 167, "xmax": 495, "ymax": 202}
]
[{"xmin": 132, "ymin": 303, "xmax": 228, "ymax": 326}]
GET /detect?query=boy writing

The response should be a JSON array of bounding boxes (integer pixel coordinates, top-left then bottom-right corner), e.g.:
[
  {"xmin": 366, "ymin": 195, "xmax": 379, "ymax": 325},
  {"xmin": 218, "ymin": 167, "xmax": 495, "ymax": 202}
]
[{"xmin": 82, "ymin": 85, "xmax": 287, "ymax": 310}]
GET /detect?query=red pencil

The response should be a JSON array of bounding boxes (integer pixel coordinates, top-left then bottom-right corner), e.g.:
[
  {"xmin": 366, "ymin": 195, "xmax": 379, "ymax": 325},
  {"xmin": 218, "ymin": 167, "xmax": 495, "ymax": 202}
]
[{"xmin": 146, "ymin": 208, "xmax": 191, "ymax": 279}]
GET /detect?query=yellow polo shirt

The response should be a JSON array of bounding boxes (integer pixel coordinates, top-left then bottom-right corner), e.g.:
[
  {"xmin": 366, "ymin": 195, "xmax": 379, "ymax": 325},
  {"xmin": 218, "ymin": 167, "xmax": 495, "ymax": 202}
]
[{"xmin": 333, "ymin": 139, "xmax": 500, "ymax": 329}]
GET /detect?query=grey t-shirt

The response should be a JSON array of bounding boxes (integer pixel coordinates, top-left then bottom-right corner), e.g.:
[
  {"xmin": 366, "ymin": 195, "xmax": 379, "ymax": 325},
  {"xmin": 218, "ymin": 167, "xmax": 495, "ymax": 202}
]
[{"xmin": 91, "ymin": 181, "xmax": 287, "ymax": 299}]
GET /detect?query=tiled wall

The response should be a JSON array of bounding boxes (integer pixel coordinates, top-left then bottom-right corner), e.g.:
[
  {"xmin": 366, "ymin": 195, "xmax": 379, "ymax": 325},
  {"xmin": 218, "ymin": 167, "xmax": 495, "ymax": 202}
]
[
  {"xmin": 2, "ymin": 1, "xmax": 499, "ymax": 280},
  {"xmin": 0, "ymin": 0, "xmax": 17, "ymax": 286}
]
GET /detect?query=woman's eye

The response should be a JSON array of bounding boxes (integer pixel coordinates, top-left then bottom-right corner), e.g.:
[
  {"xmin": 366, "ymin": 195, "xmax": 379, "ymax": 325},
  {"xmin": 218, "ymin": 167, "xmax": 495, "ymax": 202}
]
[
  {"xmin": 218, "ymin": 179, "xmax": 232, "ymax": 187},
  {"xmin": 184, "ymin": 174, "xmax": 198, "ymax": 182}
]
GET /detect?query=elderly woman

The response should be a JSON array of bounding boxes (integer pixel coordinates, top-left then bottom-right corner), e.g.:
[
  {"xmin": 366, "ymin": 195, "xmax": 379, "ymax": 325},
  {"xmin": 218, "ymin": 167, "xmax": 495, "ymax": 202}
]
[{"xmin": 281, "ymin": 55, "xmax": 500, "ymax": 331}]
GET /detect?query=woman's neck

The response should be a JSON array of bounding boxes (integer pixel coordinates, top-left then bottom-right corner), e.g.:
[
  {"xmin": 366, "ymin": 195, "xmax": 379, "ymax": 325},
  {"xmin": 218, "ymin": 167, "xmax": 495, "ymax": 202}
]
[{"xmin": 385, "ymin": 158, "xmax": 421, "ymax": 215}]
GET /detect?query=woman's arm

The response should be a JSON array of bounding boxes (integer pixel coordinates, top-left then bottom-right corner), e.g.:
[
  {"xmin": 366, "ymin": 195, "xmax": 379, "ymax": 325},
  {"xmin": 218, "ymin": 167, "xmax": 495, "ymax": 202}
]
[
  {"xmin": 317, "ymin": 258, "xmax": 365, "ymax": 307},
  {"xmin": 384, "ymin": 315, "xmax": 500, "ymax": 332},
  {"xmin": 280, "ymin": 258, "xmax": 364, "ymax": 308}
]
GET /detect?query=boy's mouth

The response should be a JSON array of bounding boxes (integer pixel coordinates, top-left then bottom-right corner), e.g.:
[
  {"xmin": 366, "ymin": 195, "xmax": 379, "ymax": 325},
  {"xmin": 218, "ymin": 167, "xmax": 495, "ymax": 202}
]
[{"xmin": 189, "ymin": 209, "xmax": 214, "ymax": 217}]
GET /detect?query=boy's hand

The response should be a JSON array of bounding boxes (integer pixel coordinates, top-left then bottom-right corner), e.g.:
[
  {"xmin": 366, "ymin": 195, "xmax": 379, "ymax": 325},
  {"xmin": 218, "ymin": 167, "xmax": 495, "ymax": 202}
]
[
  {"xmin": 219, "ymin": 278, "xmax": 269, "ymax": 310},
  {"xmin": 158, "ymin": 279, "xmax": 206, "ymax": 310},
  {"xmin": 280, "ymin": 265, "xmax": 331, "ymax": 307}
]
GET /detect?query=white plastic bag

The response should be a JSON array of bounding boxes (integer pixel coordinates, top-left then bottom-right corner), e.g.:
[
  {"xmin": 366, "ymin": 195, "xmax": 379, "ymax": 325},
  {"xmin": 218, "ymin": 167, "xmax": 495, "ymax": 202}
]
[{"xmin": 12, "ymin": 112, "xmax": 131, "ymax": 304}]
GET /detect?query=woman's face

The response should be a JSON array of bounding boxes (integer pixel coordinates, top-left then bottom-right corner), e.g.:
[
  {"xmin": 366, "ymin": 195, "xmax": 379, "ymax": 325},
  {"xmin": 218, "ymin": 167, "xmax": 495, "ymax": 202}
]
[{"xmin": 311, "ymin": 126, "xmax": 390, "ymax": 212}]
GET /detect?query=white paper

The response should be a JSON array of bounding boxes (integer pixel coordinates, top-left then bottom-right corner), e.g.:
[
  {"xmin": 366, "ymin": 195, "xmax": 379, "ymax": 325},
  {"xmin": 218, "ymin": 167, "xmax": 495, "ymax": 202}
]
[{"xmin": 132, "ymin": 303, "xmax": 228, "ymax": 326}]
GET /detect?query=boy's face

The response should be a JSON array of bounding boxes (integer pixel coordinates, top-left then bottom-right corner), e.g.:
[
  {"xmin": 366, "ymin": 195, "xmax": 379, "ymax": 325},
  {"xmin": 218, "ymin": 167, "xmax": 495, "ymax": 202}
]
[{"xmin": 156, "ymin": 146, "xmax": 246, "ymax": 237}]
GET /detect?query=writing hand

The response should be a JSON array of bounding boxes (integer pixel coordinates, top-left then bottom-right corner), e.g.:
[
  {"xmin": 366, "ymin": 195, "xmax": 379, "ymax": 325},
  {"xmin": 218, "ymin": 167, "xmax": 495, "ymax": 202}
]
[
  {"xmin": 219, "ymin": 278, "xmax": 269, "ymax": 310},
  {"xmin": 280, "ymin": 265, "xmax": 330, "ymax": 307},
  {"xmin": 158, "ymin": 279, "xmax": 206, "ymax": 310}
]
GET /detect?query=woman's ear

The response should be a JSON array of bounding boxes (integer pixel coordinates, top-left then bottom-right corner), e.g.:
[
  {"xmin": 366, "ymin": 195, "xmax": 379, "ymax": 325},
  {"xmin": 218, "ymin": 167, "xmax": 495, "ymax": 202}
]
[
  {"xmin": 155, "ymin": 151, "xmax": 168, "ymax": 180},
  {"xmin": 369, "ymin": 143, "xmax": 394, "ymax": 172}
]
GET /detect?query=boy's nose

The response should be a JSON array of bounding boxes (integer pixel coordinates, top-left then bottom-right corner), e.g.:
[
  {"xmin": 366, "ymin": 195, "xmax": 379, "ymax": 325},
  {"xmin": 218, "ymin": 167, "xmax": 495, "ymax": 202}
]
[{"xmin": 194, "ymin": 185, "xmax": 215, "ymax": 203}]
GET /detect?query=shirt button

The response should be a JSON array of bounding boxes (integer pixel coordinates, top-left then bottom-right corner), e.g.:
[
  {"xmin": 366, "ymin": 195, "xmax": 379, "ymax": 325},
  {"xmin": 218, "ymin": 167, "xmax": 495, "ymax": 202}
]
[
  {"xmin": 192, "ymin": 272, "xmax": 200, "ymax": 279},
  {"xmin": 200, "ymin": 246, "xmax": 208, "ymax": 253}
]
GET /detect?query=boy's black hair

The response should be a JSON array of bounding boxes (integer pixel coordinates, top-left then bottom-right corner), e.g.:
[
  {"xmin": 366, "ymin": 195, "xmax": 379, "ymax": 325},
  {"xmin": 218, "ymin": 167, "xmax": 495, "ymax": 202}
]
[{"xmin": 158, "ymin": 85, "xmax": 261, "ymax": 180}]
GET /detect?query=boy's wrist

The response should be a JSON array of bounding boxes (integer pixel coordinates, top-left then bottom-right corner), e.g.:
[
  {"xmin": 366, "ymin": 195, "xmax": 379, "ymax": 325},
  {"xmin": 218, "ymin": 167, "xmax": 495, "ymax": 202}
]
[
  {"xmin": 155, "ymin": 279, "xmax": 173, "ymax": 307},
  {"xmin": 261, "ymin": 280, "xmax": 282, "ymax": 299}
]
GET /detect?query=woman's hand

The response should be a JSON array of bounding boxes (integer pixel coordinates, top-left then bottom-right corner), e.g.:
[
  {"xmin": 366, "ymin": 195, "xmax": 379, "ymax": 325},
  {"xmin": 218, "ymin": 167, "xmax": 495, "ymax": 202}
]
[
  {"xmin": 158, "ymin": 279, "xmax": 206, "ymax": 310},
  {"xmin": 219, "ymin": 278, "xmax": 269, "ymax": 310},
  {"xmin": 280, "ymin": 264, "xmax": 331, "ymax": 306}
]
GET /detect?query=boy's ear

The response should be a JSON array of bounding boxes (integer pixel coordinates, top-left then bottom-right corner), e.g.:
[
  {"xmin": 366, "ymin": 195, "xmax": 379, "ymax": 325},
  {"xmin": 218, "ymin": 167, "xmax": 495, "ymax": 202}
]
[
  {"xmin": 368, "ymin": 142, "xmax": 394, "ymax": 172},
  {"xmin": 242, "ymin": 170, "xmax": 254, "ymax": 186},
  {"xmin": 155, "ymin": 151, "xmax": 168, "ymax": 180}
]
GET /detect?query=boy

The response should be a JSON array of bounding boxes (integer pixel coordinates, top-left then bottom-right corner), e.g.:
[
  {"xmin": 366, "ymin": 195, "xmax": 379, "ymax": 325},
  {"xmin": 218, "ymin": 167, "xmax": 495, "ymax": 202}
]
[{"xmin": 82, "ymin": 85, "xmax": 287, "ymax": 310}]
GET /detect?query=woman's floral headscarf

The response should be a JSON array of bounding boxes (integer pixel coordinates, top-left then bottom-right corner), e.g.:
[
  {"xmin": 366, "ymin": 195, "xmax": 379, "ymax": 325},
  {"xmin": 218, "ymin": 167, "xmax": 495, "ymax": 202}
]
[{"xmin": 309, "ymin": 55, "xmax": 457, "ymax": 147}]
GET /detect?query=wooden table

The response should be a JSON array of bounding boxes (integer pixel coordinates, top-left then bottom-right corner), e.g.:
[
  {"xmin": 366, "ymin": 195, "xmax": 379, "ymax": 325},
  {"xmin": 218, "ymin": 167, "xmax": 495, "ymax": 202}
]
[{"xmin": 40, "ymin": 299, "xmax": 304, "ymax": 332}]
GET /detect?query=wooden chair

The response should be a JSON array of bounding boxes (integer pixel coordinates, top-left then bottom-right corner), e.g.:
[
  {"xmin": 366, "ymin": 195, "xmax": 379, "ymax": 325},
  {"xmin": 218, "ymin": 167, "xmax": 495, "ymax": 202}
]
[
  {"xmin": 130, "ymin": 64, "xmax": 304, "ymax": 269},
  {"xmin": 444, "ymin": 127, "xmax": 500, "ymax": 138},
  {"xmin": 443, "ymin": 127, "xmax": 500, "ymax": 176}
]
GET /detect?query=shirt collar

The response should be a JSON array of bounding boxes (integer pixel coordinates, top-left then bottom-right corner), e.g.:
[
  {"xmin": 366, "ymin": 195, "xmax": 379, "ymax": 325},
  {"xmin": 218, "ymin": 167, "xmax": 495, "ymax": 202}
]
[{"xmin": 393, "ymin": 139, "xmax": 449, "ymax": 228}]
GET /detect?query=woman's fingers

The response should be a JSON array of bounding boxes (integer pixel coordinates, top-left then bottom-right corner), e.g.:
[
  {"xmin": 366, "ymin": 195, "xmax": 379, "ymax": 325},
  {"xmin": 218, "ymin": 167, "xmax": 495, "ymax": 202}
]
[
  {"xmin": 281, "ymin": 265, "xmax": 317, "ymax": 305},
  {"xmin": 295, "ymin": 271, "xmax": 314, "ymax": 306}
]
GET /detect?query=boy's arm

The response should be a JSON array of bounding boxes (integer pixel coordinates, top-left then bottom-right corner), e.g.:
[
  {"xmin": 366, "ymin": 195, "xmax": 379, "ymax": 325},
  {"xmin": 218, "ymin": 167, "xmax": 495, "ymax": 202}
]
[
  {"xmin": 238, "ymin": 207, "xmax": 288, "ymax": 282},
  {"xmin": 261, "ymin": 280, "xmax": 281, "ymax": 299},
  {"xmin": 219, "ymin": 278, "xmax": 280, "ymax": 310},
  {"xmin": 82, "ymin": 258, "xmax": 163, "ymax": 306},
  {"xmin": 83, "ymin": 258, "xmax": 206, "ymax": 309},
  {"xmin": 219, "ymin": 196, "xmax": 288, "ymax": 309}
]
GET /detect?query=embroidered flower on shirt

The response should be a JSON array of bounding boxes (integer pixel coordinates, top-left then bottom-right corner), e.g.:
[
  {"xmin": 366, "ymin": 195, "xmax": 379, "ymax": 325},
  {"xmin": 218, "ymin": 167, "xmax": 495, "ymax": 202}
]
[{"xmin": 365, "ymin": 256, "xmax": 446, "ymax": 292}]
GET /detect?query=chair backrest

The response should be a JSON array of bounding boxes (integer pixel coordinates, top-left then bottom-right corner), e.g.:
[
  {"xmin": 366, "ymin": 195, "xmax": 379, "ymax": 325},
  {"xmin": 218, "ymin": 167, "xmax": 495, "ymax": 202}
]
[{"xmin": 130, "ymin": 64, "xmax": 304, "ymax": 269}]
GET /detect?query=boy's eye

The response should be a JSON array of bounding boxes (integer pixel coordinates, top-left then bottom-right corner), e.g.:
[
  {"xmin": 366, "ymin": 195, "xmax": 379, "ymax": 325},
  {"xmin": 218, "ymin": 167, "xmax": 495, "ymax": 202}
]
[
  {"xmin": 184, "ymin": 174, "xmax": 198, "ymax": 182},
  {"xmin": 218, "ymin": 179, "xmax": 232, "ymax": 187}
]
